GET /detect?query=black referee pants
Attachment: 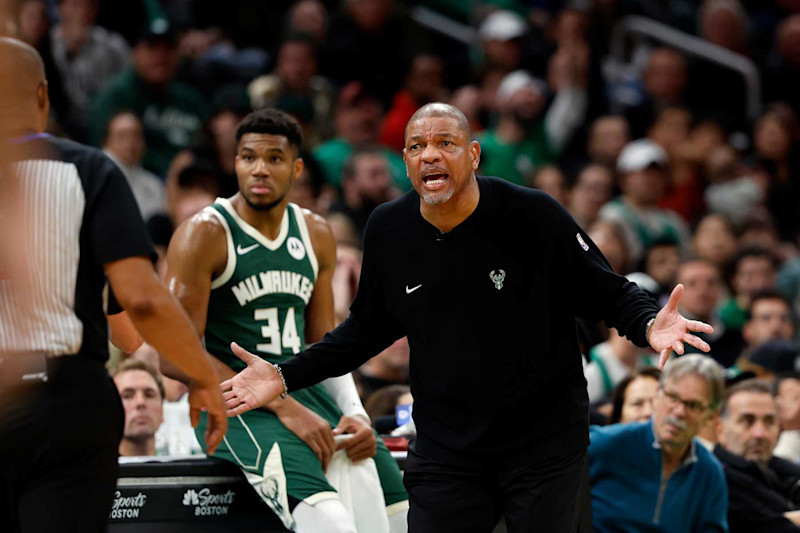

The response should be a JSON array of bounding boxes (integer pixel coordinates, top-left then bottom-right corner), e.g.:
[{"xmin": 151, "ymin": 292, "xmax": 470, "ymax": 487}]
[
  {"xmin": 0, "ymin": 356, "xmax": 124, "ymax": 533},
  {"xmin": 404, "ymin": 444, "xmax": 586, "ymax": 533}
]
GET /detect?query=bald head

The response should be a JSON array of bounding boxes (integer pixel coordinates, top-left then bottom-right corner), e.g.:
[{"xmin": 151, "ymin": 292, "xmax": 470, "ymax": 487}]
[
  {"xmin": 0, "ymin": 37, "xmax": 48, "ymax": 134},
  {"xmin": 405, "ymin": 102, "xmax": 471, "ymax": 144}
]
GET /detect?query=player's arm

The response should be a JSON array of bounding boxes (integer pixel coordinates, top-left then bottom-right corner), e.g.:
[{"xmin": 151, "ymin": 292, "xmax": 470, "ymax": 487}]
[
  {"xmin": 162, "ymin": 210, "xmax": 230, "ymax": 379},
  {"xmin": 304, "ymin": 211, "xmax": 376, "ymax": 461}
]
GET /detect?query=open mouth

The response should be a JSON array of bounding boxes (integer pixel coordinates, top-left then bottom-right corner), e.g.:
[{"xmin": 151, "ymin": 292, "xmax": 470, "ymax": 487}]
[{"xmin": 422, "ymin": 172, "xmax": 449, "ymax": 187}]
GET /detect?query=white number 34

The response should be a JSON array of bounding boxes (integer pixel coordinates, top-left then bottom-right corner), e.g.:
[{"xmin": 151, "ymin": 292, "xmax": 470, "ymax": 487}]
[{"xmin": 254, "ymin": 307, "xmax": 302, "ymax": 355}]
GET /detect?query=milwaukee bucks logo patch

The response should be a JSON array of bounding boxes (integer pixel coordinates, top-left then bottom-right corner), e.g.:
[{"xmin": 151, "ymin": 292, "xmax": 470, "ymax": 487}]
[{"xmin": 490, "ymin": 269, "xmax": 506, "ymax": 290}]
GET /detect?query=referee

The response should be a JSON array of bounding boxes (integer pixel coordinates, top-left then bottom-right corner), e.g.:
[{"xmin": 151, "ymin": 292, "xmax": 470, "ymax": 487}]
[
  {"xmin": 0, "ymin": 38, "xmax": 227, "ymax": 532},
  {"xmin": 216, "ymin": 104, "xmax": 714, "ymax": 531}
]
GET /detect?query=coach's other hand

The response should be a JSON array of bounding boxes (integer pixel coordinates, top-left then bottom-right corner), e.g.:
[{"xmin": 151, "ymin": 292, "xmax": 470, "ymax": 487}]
[
  {"xmin": 649, "ymin": 284, "xmax": 714, "ymax": 369},
  {"xmin": 222, "ymin": 342, "xmax": 285, "ymax": 416}
]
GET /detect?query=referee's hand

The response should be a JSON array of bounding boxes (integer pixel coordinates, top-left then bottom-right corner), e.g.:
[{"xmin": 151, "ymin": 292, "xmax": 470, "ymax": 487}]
[{"xmin": 188, "ymin": 381, "xmax": 228, "ymax": 455}]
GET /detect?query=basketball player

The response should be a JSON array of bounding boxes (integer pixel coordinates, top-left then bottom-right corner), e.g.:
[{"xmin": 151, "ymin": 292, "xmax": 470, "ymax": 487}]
[{"xmin": 165, "ymin": 109, "xmax": 407, "ymax": 532}]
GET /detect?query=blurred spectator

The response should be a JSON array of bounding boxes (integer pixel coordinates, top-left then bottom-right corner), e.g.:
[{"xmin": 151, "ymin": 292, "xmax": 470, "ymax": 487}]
[
  {"xmin": 588, "ymin": 355, "xmax": 728, "ymax": 532},
  {"xmin": 182, "ymin": 84, "xmax": 252, "ymax": 198},
  {"xmin": 584, "ymin": 328, "xmax": 657, "ymax": 404},
  {"xmin": 321, "ymin": 0, "xmax": 429, "ymax": 105},
  {"xmin": 313, "ymin": 81, "xmax": 408, "ymax": 190},
  {"xmin": 147, "ymin": 164, "xmax": 219, "ymax": 277},
  {"xmin": 676, "ymin": 259, "xmax": 739, "ymax": 366},
  {"xmin": 17, "ymin": 0, "xmax": 69, "ymax": 133},
  {"xmin": 477, "ymin": 67, "xmax": 587, "ymax": 186},
  {"xmin": 567, "ymin": 163, "xmax": 613, "ymax": 229},
  {"xmin": 624, "ymin": 48, "xmax": 688, "ymax": 137},
  {"xmin": 113, "ymin": 358, "xmax": 164, "ymax": 457},
  {"xmin": 736, "ymin": 292, "xmax": 796, "ymax": 376},
  {"xmin": 666, "ymin": 119, "xmax": 728, "ymax": 222},
  {"xmin": 364, "ymin": 384, "xmax": 412, "ymax": 434},
  {"xmin": 331, "ymin": 242, "xmax": 362, "ymax": 323},
  {"xmin": 477, "ymin": 9, "xmax": 527, "ymax": 73},
  {"xmin": 745, "ymin": 340, "xmax": 799, "ymax": 380},
  {"xmin": 588, "ymin": 220, "xmax": 629, "ymax": 275},
  {"xmin": 691, "ymin": 214, "xmax": 738, "ymax": 270},
  {"xmin": 287, "ymin": 151, "xmax": 333, "ymax": 215},
  {"xmin": 286, "ymin": 0, "xmax": 329, "ymax": 43},
  {"xmin": 586, "ymin": 115, "xmax": 630, "ymax": 169},
  {"xmin": 449, "ymin": 84, "xmax": 483, "ymax": 134},
  {"xmin": 329, "ymin": 146, "xmax": 399, "ymax": 236},
  {"xmin": 89, "ymin": 19, "xmax": 210, "ymax": 177},
  {"xmin": 714, "ymin": 378, "xmax": 800, "ymax": 532},
  {"xmin": 354, "ymin": 337, "xmax": 409, "ymax": 402},
  {"xmin": 364, "ymin": 385, "xmax": 412, "ymax": 421},
  {"xmin": 720, "ymin": 246, "xmax": 780, "ymax": 334},
  {"xmin": 639, "ymin": 238, "xmax": 682, "ymax": 305},
  {"xmin": 102, "ymin": 110, "xmax": 165, "ymax": 221},
  {"xmin": 647, "ymin": 107, "xmax": 692, "ymax": 154},
  {"xmin": 599, "ymin": 139, "xmax": 690, "ymax": 269},
  {"xmin": 751, "ymin": 105, "xmax": 800, "ymax": 241},
  {"xmin": 739, "ymin": 217, "xmax": 783, "ymax": 255},
  {"xmin": 704, "ymin": 144, "xmax": 763, "ymax": 226},
  {"xmin": 530, "ymin": 164, "xmax": 568, "ymax": 206},
  {"xmin": 379, "ymin": 53, "xmax": 446, "ymax": 152},
  {"xmin": 698, "ymin": 0, "xmax": 750, "ymax": 56},
  {"xmin": 608, "ymin": 367, "xmax": 662, "ymax": 424},
  {"xmin": 248, "ymin": 33, "xmax": 335, "ymax": 148},
  {"xmin": 774, "ymin": 373, "xmax": 800, "ymax": 463},
  {"xmin": 50, "ymin": 0, "xmax": 129, "ymax": 141},
  {"xmin": 764, "ymin": 14, "xmax": 800, "ymax": 118}
]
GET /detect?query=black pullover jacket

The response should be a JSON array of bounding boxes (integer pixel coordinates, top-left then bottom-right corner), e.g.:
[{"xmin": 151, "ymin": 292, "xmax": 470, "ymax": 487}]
[{"xmin": 281, "ymin": 176, "xmax": 660, "ymax": 466}]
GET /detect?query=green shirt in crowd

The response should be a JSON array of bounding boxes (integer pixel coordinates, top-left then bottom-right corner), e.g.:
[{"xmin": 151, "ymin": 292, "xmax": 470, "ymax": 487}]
[
  {"xmin": 476, "ymin": 124, "xmax": 555, "ymax": 187},
  {"xmin": 312, "ymin": 137, "xmax": 411, "ymax": 191},
  {"xmin": 89, "ymin": 65, "xmax": 209, "ymax": 177}
]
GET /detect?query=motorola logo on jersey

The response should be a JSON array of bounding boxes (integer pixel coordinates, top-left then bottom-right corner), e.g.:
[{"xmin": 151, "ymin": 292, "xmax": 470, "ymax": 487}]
[{"xmin": 286, "ymin": 237, "xmax": 306, "ymax": 260}]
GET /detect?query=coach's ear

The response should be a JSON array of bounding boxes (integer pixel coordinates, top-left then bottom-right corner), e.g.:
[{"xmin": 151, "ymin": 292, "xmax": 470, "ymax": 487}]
[{"xmin": 470, "ymin": 140, "xmax": 481, "ymax": 171}]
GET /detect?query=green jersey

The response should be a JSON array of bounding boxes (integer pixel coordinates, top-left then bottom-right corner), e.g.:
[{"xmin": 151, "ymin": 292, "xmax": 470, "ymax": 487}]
[{"xmin": 204, "ymin": 198, "xmax": 318, "ymax": 370}]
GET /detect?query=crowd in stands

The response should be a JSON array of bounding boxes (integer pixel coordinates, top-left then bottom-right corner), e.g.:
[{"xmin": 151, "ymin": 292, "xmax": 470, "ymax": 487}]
[{"xmin": 16, "ymin": 0, "xmax": 800, "ymax": 530}]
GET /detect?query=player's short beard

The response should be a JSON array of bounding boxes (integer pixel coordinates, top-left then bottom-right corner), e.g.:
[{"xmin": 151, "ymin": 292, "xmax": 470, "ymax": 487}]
[
  {"xmin": 421, "ymin": 189, "xmax": 454, "ymax": 205},
  {"xmin": 243, "ymin": 191, "xmax": 285, "ymax": 212}
]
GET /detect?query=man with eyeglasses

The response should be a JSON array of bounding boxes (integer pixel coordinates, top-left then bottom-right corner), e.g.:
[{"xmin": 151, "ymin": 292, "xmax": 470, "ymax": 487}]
[
  {"xmin": 714, "ymin": 378, "xmax": 800, "ymax": 532},
  {"xmin": 588, "ymin": 354, "xmax": 728, "ymax": 532}
]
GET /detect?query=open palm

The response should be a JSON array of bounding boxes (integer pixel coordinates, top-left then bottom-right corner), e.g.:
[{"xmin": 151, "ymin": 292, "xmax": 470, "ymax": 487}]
[
  {"xmin": 221, "ymin": 342, "xmax": 286, "ymax": 417},
  {"xmin": 650, "ymin": 284, "xmax": 714, "ymax": 369}
]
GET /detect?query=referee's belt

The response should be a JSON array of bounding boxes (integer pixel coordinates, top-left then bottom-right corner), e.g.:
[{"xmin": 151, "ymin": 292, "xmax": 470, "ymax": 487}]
[{"xmin": 0, "ymin": 351, "xmax": 50, "ymax": 389}]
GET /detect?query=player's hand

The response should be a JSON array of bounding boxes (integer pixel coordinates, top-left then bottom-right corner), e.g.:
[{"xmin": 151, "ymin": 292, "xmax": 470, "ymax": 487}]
[
  {"xmin": 649, "ymin": 284, "xmax": 714, "ymax": 369},
  {"xmin": 188, "ymin": 381, "xmax": 227, "ymax": 455},
  {"xmin": 276, "ymin": 401, "xmax": 336, "ymax": 472},
  {"xmin": 221, "ymin": 342, "xmax": 285, "ymax": 416},
  {"xmin": 333, "ymin": 414, "xmax": 377, "ymax": 462}
]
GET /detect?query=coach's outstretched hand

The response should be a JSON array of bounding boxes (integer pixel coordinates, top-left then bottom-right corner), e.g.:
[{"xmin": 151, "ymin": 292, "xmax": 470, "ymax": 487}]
[
  {"xmin": 221, "ymin": 342, "xmax": 286, "ymax": 417},
  {"xmin": 649, "ymin": 284, "xmax": 714, "ymax": 369}
]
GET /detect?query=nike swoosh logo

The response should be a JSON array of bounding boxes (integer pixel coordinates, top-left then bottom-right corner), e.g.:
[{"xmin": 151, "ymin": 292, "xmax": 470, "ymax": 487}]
[
  {"xmin": 237, "ymin": 243, "xmax": 259, "ymax": 255},
  {"xmin": 406, "ymin": 284, "xmax": 422, "ymax": 294}
]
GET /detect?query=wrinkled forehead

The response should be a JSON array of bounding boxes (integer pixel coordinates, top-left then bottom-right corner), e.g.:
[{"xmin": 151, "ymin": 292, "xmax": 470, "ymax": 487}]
[{"xmin": 405, "ymin": 116, "xmax": 468, "ymax": 142}]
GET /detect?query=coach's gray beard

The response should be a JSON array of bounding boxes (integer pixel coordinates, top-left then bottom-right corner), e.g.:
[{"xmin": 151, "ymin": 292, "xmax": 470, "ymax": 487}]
[{"xmin": 421, "ymin": 188, "xmax": 454, "ymax": 205}]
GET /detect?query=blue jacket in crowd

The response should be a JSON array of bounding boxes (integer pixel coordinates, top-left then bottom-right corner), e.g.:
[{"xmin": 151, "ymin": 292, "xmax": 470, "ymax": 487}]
[{"xmin": 588, "ymin": 420, "xmax": 728, "ymax": 532}]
